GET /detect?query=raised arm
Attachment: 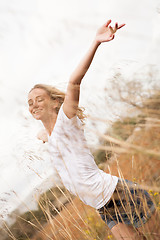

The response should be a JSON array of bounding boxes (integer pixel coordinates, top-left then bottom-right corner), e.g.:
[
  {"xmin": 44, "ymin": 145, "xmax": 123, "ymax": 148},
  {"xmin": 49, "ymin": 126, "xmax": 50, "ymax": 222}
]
[{"xmin": 63, "ymin": 20, "xmax": 125, "ymax": 118}]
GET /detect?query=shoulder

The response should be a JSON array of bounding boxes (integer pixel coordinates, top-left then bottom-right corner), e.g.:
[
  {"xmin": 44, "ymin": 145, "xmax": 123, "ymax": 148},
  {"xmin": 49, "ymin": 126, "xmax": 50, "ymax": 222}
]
[{"xmin": 58, "ymin": 104, "xmax": 82, "ymax": 128}]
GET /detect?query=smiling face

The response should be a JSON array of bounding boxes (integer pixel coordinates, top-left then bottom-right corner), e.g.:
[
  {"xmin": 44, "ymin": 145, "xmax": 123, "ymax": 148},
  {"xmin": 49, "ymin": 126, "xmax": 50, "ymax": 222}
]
[{"xmin": 28, "ymin": 88, "xmax": 56, "ymax": 121}]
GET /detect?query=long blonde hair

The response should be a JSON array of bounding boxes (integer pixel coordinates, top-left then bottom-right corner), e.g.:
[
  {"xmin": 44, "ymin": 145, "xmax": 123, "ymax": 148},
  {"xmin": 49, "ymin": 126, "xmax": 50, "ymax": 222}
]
[{"xmin": 30, "ymin": 84, "xmax": 85, "ymax": 121}]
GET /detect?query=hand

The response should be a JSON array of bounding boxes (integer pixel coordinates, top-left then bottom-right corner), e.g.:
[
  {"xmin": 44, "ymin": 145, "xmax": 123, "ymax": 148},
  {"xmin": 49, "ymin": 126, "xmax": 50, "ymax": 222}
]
[{"xmin": 95, "ymin": 20, "xmax": 125, "ymax": 43}]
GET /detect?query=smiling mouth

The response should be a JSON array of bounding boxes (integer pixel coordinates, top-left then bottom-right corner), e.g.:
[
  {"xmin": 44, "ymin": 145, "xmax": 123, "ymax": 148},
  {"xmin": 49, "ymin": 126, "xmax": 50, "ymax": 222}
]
[{"xmin": 33, "ymin": 109, "xmax": 41, "ymax": 114}]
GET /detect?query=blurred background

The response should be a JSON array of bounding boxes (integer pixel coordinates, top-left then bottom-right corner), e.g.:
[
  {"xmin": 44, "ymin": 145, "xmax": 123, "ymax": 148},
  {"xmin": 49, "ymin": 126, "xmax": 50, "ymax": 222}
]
[{"xmin": 0, "ymin": 0, "xmax": 160, "ymax": 226}]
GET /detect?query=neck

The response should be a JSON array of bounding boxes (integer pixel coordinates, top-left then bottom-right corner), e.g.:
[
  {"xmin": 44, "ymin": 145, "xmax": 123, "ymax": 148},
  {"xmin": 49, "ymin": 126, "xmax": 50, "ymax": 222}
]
[{"xmin": 41, "ymin": 111, "xmax": 57, "ymax": 136}]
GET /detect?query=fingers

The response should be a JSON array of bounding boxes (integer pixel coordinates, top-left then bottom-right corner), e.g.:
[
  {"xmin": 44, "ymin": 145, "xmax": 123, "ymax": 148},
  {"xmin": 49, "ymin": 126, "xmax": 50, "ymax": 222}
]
[
  {"xmin": 117, "ymin": 23, "xmax": 126, "ymax": 29},
  {"xmin": 113, "ymin": 22, "xmax": 125, "ymax": 32},
  {"xmin": 114, "ymin": 22, "xmax": 126, "ymax": 30},
  {"xmin": 110, "ymin": 24, "xmax": 118, "ymax": 34},
  {"xmin": 104, "ymin": 20, "xmax": 125, "ymax": 30},
  {"xmin": 109, "ymin": 25, "xmax": 114, "ymax": 34},
  {"xmin": 104, "ymin": 19, "xmax": 111, "ymax": 27},
  {"xmin": 112, "ymin": 22, "xmax": 118, "ymax": 34},
  {"xmin": 110, "ymin": 34, "xmax": 115, "ymax": 40},
  {"xmin": 108, "ymin": 34, "xmax": 115, "ymax": 42},
  {"xmin": 115, "ymin": 22, "xmax": 118, "ymax": 31},
  {"xmin": 110, "ymin": 22, "xmax": 125, "ymax": 35}
]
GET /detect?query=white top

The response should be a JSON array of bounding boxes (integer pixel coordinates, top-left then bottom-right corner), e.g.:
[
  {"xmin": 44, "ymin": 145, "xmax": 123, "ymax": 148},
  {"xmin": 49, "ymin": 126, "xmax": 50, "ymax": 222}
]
[{"xmin": 48, "ymin": 105, "xmax": 118, "ymax": 209}]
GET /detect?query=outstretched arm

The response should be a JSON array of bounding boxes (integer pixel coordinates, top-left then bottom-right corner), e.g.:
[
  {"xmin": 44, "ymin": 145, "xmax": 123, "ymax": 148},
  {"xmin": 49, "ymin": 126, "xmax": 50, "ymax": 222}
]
[{"xmin": 63, "ymin": 20, "xmax": 125, "ymax": 118}]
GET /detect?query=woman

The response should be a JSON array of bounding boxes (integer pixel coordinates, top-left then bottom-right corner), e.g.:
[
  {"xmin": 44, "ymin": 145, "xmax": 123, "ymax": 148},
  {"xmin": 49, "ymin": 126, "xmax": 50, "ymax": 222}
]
[{"xmin": 28, "ymin": 20, "xmax": 157, "ymax": 239}]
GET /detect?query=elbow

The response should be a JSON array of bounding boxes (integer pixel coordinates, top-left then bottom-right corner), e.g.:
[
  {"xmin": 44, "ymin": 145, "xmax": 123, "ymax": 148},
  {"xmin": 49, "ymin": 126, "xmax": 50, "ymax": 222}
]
[{"xmin": 69, "ymin": 73, "xmax": 85, "ymax": 86}]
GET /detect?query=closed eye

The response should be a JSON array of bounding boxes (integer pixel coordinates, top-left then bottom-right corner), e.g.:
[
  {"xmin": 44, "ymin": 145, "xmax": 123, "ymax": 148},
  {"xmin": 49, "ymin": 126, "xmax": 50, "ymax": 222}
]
[
  {"xmin": 37, "ymin": 97, "xmax": 44, "ymax": 102},
  {"xmin": 28, "ymin": 95, "xmax": 45, "ymax": 106},
  {"xmin": 37, "ymin": 99, "xmax": 44, "ymax": 102},
  {"xmin": 28, "ymin": 101, "xmax": 33, "ymax": 106}
]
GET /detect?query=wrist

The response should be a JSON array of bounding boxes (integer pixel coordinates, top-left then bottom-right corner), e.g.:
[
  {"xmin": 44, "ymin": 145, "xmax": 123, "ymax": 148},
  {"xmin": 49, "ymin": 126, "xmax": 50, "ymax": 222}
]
[{"xmin": 92, "ymin": 39, "xmax": 101, "ymax": 48}]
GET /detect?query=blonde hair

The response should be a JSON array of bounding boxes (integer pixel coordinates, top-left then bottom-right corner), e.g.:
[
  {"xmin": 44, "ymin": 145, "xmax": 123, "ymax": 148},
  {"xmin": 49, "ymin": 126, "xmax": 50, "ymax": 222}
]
[{"xmin": 30, "ymin": 84, "xmax": 85, "ymax": 121}]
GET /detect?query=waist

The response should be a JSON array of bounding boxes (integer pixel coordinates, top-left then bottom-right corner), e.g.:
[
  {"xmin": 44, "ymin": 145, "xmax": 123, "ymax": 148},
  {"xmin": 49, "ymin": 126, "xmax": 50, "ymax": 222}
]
[{"xmin": 97, "ymin": 178, "xmax": 123, "ymax": 211}]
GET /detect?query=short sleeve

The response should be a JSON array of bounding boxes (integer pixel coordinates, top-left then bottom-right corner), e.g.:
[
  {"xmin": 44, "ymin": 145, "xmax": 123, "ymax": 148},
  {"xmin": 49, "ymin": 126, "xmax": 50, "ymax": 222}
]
[{"xmin": 57, "ymin": 104, "xmax": 82, "ymax": 128}]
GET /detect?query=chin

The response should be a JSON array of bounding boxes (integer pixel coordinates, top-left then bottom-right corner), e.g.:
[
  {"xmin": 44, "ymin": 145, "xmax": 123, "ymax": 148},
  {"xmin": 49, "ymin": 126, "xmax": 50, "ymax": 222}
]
[{"xmin": 33, "ymin": 114, "xmax": 42, "ymax": 120}]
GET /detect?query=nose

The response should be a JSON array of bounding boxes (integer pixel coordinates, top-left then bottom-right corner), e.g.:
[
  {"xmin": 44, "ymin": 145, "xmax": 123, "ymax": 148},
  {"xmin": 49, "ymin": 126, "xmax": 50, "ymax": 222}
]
[
  {"xmin": 29, "ymin": 100, "xmax": 39, "ymax": 111},
  {"xmin": 33, "ymin": 100, "xmax": 39, "ymax": 107}
]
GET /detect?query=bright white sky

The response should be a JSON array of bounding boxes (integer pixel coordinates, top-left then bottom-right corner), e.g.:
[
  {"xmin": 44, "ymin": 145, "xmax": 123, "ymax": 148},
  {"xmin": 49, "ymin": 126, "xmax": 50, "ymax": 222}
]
[{"xmin": 0, "ymin": 0, "xmax": 160, "ymax": 221}]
